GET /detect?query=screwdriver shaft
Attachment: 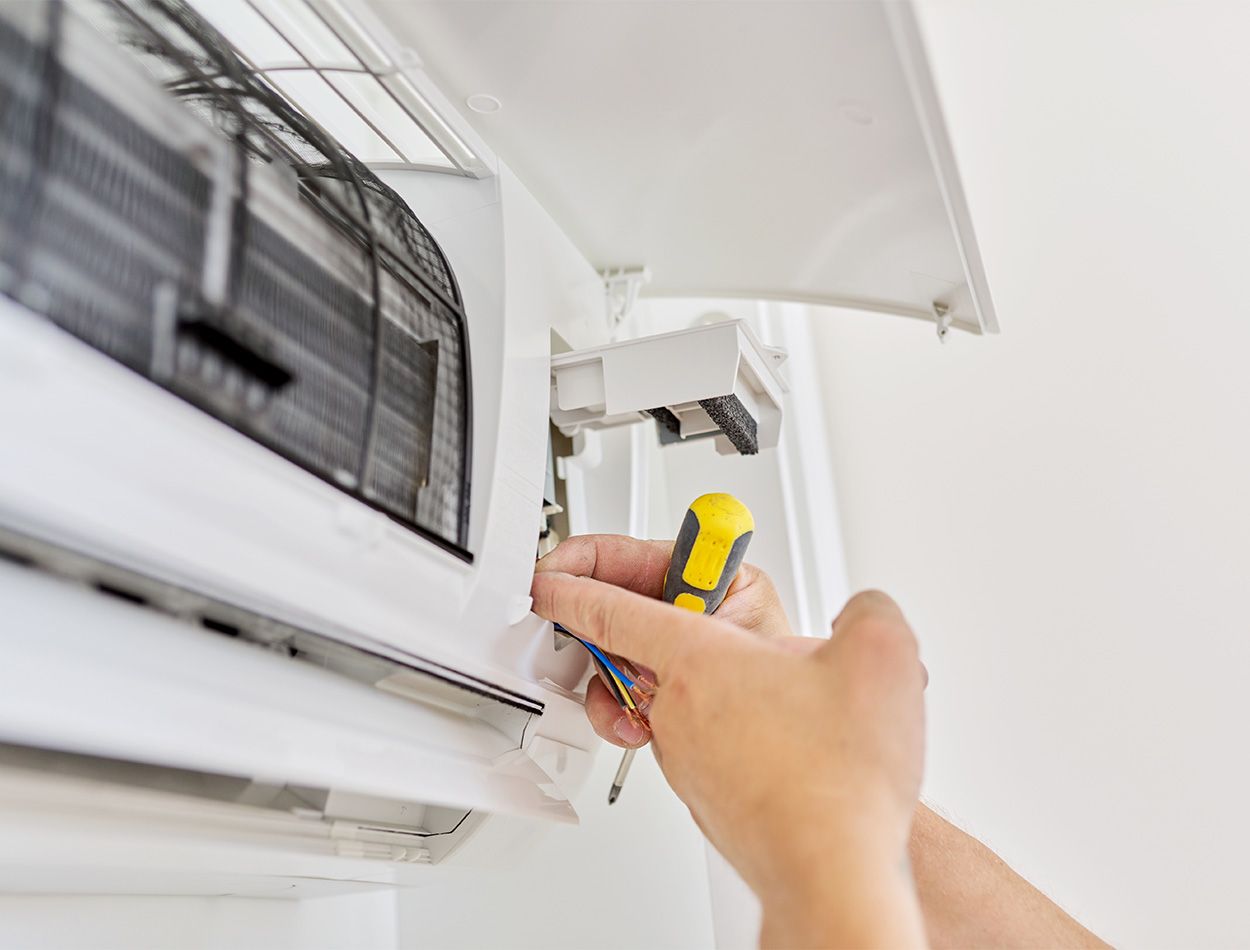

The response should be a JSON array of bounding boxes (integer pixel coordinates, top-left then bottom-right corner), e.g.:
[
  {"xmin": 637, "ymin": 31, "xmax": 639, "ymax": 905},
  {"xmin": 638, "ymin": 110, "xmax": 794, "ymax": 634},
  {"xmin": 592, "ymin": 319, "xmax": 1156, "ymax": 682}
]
[{"xmin": 608, "ymin": 748, "xmax": 637, "ymax": 804}]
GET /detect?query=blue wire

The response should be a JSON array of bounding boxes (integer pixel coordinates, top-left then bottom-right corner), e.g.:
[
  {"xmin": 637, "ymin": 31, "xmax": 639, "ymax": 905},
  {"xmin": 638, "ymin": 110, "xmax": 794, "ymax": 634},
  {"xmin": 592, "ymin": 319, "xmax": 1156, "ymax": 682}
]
[
  {"xmin": 583, "ymin": 641, "xmax": 636, "ymax": 690},
  {"xmin": 553, "ymin": 623, "xmax": 636, "ymax": 689}
]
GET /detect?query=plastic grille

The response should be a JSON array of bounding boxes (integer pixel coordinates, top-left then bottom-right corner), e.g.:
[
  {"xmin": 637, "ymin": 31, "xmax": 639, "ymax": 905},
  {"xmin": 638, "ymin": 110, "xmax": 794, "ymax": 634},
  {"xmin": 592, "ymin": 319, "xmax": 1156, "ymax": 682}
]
[
  {"xmin": 0, "ymin": 1, "xmax": 472, "ymax": 556},
  {"xmin": 0, "ymin": 12, "xmax": 208, "ymax": 370}
]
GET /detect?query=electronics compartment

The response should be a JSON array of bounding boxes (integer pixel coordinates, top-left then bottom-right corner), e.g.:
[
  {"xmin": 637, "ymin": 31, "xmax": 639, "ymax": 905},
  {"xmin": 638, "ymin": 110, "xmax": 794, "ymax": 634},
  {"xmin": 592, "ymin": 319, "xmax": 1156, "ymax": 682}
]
[{"xmin": 0, "ymin": 0, "xmax": 471, "ymax": 554}]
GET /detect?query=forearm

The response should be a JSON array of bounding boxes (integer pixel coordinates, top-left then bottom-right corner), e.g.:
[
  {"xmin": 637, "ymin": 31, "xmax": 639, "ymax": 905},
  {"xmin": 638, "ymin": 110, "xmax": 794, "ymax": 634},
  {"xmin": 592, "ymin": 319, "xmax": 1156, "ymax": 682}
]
[
  {"xmin": 755, "ymin": 818, "xmax": 927, "ymax": 949},
  {"xmin": 760, "ymin": 864, "xmax": 925, "ymax": 949},
  {"xmin": 910, "ymin": 804, "xmax": 1108, "ymax": 948}
]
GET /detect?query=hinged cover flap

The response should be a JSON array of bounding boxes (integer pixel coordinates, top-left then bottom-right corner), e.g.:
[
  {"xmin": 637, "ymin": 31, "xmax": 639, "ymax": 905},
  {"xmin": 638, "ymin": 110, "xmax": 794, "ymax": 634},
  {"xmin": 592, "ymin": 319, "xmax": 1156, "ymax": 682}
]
[{"xmin": 365, "ymin": 0, "xmax": 997, "ymax": 334}]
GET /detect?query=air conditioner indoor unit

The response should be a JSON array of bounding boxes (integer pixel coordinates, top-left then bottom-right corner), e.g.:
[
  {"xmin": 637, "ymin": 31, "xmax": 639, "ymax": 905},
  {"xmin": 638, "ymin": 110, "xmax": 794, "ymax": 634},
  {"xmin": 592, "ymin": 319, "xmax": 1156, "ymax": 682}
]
[{"xmin": 0, "ymin": 0, "xmax": 994, "ymax": 892}]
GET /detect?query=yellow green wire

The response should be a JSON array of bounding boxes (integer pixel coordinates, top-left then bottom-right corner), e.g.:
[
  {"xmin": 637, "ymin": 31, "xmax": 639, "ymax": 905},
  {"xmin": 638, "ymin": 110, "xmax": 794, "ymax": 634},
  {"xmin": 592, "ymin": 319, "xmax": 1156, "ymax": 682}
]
[{"xmin": 554, "ymin": 623, "xmax": 640, "ymax": 713}]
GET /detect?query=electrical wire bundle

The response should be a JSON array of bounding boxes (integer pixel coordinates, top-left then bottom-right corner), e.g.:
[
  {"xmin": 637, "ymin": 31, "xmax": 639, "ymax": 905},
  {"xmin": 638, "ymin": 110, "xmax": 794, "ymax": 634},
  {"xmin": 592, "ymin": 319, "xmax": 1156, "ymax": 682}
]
[{"xmin": 553, "ymin": 623, "xmax": 650, "ymax": 723}]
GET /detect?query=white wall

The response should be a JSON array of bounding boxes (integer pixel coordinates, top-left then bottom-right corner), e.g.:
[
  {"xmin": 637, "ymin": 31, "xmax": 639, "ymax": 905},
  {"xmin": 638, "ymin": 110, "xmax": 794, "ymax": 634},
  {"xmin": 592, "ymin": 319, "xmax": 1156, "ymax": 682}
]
[
  {"xmin": 395, "ymin": 421, "xmax": 720, "ymax": 950},
  {"xmin": 398, "ymin": 735, "xmax": 717, "ymax": 950},
  {"xmin": 398, "ymin": 299, "xmax": 847, "ymax": 950},
  {"xmin": 813, "ymin": 2, "xmax": 1250, "ymax": 946},
  {"xmin": 0, "ymin": 892, "xmax": 399, "ymax": 950}
]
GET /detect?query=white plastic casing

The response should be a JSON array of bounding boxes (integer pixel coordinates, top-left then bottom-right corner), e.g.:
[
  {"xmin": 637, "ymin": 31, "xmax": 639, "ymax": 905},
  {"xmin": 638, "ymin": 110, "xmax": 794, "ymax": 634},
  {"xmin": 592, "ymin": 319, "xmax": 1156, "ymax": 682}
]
[
  {"xmin": 550, "ymin": 320, "xmax": 789, "ymax": 455},
  {"xmin": 0, "ymin": 159, "xmax": 606, "ymax": 861}
]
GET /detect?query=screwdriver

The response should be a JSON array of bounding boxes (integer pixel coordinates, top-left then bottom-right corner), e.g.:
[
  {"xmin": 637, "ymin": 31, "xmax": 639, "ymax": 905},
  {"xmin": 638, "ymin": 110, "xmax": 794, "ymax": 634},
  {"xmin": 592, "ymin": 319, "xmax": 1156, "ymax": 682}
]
[{"xmin": 607, "ymin": 492, "xmax": 755, "ymax": 804}]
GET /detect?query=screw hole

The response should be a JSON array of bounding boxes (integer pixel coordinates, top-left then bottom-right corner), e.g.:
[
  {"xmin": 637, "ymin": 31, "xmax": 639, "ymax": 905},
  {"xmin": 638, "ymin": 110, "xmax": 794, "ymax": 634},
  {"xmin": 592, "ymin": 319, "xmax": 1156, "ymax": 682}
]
[
  {"xmin": 95, "ymin": 582, "xmax": 148, "ymax": 606},
  {"xmin": 201, "ymin": 616, "xmax": 241, "ymax": 637}
]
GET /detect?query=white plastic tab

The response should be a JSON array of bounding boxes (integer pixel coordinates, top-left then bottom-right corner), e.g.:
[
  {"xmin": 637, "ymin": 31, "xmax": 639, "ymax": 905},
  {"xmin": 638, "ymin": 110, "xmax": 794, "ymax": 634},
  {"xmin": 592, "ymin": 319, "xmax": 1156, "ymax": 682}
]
[{"xmin": 549, "ymin": 320, "xmax": 787, "ymax": 456}]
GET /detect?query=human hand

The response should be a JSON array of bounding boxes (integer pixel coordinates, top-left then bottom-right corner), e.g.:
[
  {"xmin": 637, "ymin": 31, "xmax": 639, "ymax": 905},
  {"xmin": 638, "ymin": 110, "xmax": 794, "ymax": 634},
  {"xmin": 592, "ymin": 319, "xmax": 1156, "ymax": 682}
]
[
  {"xmin": 535, "ymin": 535, "xmax": 792, "ymax": 748},
  {"xmin": 531, "ymin": 537, "xmax": 928, "ymax": 947}
]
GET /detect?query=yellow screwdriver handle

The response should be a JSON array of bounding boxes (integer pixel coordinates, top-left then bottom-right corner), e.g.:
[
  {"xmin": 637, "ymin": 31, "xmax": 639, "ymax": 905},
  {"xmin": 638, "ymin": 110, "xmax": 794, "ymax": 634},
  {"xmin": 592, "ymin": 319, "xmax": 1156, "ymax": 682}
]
[
  {"xmin": 662, "ymin": 493, "xmax": 754, "ymax": 615},
  {"xmin": 606, "ymin": 493, "xmax": 754, "ymax": 805}
]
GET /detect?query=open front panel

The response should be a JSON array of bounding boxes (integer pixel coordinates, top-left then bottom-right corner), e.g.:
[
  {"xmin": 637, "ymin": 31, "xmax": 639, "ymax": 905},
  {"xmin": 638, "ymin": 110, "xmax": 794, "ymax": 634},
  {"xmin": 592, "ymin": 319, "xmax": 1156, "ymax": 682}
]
[
  {"xmin": 0, "ymin": 0, "xmax": 472, "ymax": 554},
  {"xmin": 377, "ymin": 0, "xmax": 997, "ymax": 334}
]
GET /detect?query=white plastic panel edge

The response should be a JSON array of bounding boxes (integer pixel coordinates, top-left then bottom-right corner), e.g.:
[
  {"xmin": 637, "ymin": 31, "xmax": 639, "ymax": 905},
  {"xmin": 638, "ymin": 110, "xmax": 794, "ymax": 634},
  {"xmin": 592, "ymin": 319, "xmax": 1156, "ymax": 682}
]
[{"xmin": 885, "ymin": 0, "xmax": 999, "ymax": 334}]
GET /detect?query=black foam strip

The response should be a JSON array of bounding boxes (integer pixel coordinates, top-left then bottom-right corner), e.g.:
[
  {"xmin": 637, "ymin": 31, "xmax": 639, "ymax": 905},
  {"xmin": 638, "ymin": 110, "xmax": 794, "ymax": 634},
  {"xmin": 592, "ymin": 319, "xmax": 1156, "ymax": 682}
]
[
  {"xmin": 646, "ymin": 406, "xmax": 682, "ymax": 435},
  {"xmin": 698, "ymin": 395, "xmax": 759, "ymax": 455}
]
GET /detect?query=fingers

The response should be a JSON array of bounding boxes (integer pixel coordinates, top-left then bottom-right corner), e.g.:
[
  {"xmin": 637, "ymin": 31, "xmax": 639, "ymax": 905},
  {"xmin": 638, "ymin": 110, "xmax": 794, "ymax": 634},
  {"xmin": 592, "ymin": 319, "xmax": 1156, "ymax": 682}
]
[
  {"xmin": 825, "ymin": 590, "xmax": 923, "ymax": 682},
  {"xmin": 584, "ymin": 676, "xmax": 651, "ymax": 748},
  {"xmin": 718, "ymin": 562, "xmax": 791, "ymax": 639},
  {"xmin": 531, "ymin": 571, "xmax": 730, "ymax": 678},
  {"xmin": 773, "ymin": 635, "xmax": 824, "ymax": 656},
  {"xmin": 830, "ymin": 589, "xmax": 909, "ymax": 638},
  {"xmin": 536, "ymin": 535, "xmax": 790, "ymax": 639},
  {"xmin": 535, "ymin": 535, "xmax": 674, "ymax": 599},
  {"xmin": 774, "ymin": 632, "xmax": 928, "ymax": 688}
]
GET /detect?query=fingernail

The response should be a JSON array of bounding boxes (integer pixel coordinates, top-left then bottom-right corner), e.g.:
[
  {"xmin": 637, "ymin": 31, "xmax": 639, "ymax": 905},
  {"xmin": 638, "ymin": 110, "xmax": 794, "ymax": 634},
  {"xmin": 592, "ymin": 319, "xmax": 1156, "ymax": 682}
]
[
  {"xmin": 534, "ymin": 544, "xmax": 566, "ymax": 569},
  {"xmin": 613, "ymin": 716, "xmax": 649, "ymax": 747}
]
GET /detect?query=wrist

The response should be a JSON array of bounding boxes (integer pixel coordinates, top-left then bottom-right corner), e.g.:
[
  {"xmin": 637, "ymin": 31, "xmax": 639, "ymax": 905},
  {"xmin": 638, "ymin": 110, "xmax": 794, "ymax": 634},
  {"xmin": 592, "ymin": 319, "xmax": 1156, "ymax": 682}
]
[
  {"xmin": 752, "ymin": 790, "xmax": 909, "ymax": 891},
  {"xmin": 758, "ymin": 843, "xmax": 923, "ymax": 948},
  {"xmin": 753, "ymin": 807, "xmax": 922, "ymax": 947}
]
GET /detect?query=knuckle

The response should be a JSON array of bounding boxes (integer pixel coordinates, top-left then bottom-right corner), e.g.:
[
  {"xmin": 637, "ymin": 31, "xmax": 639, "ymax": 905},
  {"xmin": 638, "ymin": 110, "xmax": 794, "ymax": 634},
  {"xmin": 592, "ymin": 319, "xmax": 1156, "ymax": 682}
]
[
  {"xmin": 726, "ymin": 565, "xmax": 784, "ymax": 632},
  {"xmin": 548, "ymin": 535, "xmax": 595, "ymax": 573},
  {"xmin": 847, "ymin": 588, "xmax": 899, "ymax": 614},
  {"xmin": 826, "ymin": 590, "xmax": 924, "ymax": 684},
  {"xmin": 834, "ymin": 590, "xmax": 906, "ymax": 637},
  {"xmin": 751, "ymin": 564, "xmax": 779, "ymax": 595},
  {"xmin": 738, "ymin": 562, "xmax": 778, "ymax": 598},
  {"xmin": 659, "ymin": 638, "xmax": 707, "ymax": 695},
  {"xmin": 559, "ymin": 534, "xmax": 592, "ymax": 555},
  {"xmin": 842, "ymin": 613, "xmax": 918, "ymax": 666},
  {"xmin": 741, "ymin": 601, "xmax": 768, "ymax": 631}
]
